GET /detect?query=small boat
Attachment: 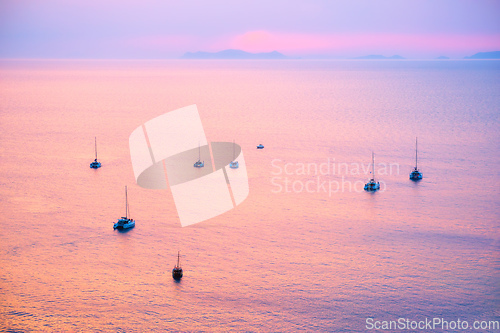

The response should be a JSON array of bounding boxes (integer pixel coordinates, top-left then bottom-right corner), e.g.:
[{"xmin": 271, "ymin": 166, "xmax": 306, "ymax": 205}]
[
  {"xmin": 89, "ymin": 137, "xmax": 101, "ymax": 169},
  {"xmin": 194, "ymin": 143, "xmax": 204, "ymax": 168},
  {"xmin": 114, "ymin": 186, "xmax": 135, "ymax": 230},
  {"xmin": 409, "ymin": 137, "xmax": 423, "ymax": 181},
  {"xmin": 364, "ymin": 152, "xmax": 380, "ymax": 191},
  {"xmin": 172, "ymin": 251, "xmax": 183, "ymax": 280},
  {"xmin": 257, "ymin": 144, "xmax": 264, "ymax": 149},
  {"xmin": 229, "ymin": 140, "xmax": 239, "ymax": 169}
]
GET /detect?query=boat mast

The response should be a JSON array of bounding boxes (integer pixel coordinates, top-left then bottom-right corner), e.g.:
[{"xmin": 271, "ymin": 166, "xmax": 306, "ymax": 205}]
[
  {"xmin": 125, "ymin": 186, "xmax": 128, "ymax": 219},
  {"xmin": 95, "ymin": 137, "xmax": 98, "ymax": 160},
  {"xmin": 198, "ymin": 142, "xmax": 201, "ymax": 161},
  {"xmin": 372, "ymin": 152, "xmax": 375, "ymax": 180},
  {"xmin": 233, "ymin": 140, "xmax": 235, "ymax": 160},
  {"xmin": 415, "ymin": 137, "xmax": 418, "ymax": 169},
  {"xmin": 177, "ymin": 251, "xmax": 180, "ymax": 267}
]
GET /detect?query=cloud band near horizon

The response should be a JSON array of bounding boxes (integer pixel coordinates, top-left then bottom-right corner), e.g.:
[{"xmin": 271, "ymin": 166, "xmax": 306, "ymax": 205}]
[{"xmin": 131, "ymin": 30, "xmax": 500, "ymax": 58}]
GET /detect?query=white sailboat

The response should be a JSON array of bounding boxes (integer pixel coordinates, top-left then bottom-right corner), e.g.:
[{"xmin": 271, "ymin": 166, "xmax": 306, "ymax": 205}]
[
  {"xmin": 409, "ymin": 137, "xmax": 423, "ymax": 180},
  {"xmin": 89, "ymin": 137, "xmax": 101, "ymax": 169},
  {"xmin": 193, "ymin": 143, "xmax": 204, "ymax": 168},
  {"xmin": 364, "ymin": 152, "xmax": 380, "ymax": 191},
  {"xmin": 229, "ymin": 140, "xmax": 239, "ymax": 169},
  {"xmin": 114, "ymin": 186, "xmax": 135, "ymax": 230}
]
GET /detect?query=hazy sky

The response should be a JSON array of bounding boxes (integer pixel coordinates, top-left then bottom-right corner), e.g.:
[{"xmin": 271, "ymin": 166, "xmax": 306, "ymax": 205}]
[{"xmin": 1, "ymin": 0, "xmax": 499, "ymax": 59}]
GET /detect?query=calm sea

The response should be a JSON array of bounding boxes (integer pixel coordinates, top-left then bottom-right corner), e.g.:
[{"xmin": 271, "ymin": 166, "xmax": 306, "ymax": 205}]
[{"xmin": 0, "ymin": 59, "xmax": 499, "ymax": 332}]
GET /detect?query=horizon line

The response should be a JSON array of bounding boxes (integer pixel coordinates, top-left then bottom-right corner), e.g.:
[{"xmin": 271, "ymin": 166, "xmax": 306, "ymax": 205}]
[
  {"xmin": 1, "ymin": 57, "xmax": 499, "ymax": 61},
  {"xmin": 2, "ymin": 49, "xmax": 499, "ymax": 61}
]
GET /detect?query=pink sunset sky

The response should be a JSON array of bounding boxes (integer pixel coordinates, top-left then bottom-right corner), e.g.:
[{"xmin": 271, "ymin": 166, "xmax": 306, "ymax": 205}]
[{"xmin": 0, "ymin": 0, "xmax": 499, "ymax": 59}]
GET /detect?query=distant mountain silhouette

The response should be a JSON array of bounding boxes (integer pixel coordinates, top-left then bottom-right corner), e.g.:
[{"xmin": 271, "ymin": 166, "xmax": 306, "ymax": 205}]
[
  {"xmin": 353, "ymin": 54, "xmax": 405, "ymax": 60},
  {"xmin": 181, "ymin": 49, "xmax": 287, "ymax": 59},
  {"xmin": 464, "ymin": 51, "xmax": 500, "ymax": 59},
  {"xmin": 436, "ymin": 56, "xmax": 450, "ymax": 59}
]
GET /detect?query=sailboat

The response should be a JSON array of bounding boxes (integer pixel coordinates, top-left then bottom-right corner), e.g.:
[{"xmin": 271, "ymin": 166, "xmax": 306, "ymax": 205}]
[
  {"xmin": 364, "ymin": 152, "xmax": 380, "ymax": 191},
  {"xmin": 89, "ymin": 137, "xmax": 101, "ymax": 169},
  {"xmin": 409, "ymin": 137, "xmax": 423, "ymax": 180},
  {"xmin": 113, "ymin": 186, "xmax": 135, "ymax": 230},
  {"xmin": 172, "ymin": 251, "xmax": 183, "ymax": 280},
  {"xmin": 229, "ymin": 140, "xmax": 239, "ymax": 169},
  {"xmin": 193, "ymin": 143, "xmax": 204, "ymax": 168},
  {"xmin": 257, "ymin": 144, "xmax": 264, "ymax": 149}
]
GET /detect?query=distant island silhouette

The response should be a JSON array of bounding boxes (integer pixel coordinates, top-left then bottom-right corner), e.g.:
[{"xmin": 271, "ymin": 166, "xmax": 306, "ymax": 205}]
[
  {"xmin": 180, "ymin": 50, "xmax": 500, "ymax": 60},
  {"xmin": 353, "ymin": 55, "xmax": 405, "ymax": 60},
  {"xmin": 464, "ymin": 51, "xmax": 500, "ymax": 59},
  {"xmin": 181, "ymin": 49, "xmax": 288, "ymax": 59}
]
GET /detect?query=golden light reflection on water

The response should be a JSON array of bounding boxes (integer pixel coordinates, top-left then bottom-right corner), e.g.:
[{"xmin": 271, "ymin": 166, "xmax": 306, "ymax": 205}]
[{"xmin": 0, "ymin": 60, "xmax": 498, "ymax": 331}]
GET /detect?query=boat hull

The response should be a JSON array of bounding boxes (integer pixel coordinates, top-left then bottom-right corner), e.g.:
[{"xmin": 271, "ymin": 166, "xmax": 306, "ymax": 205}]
[
  {"xmin": 90, "ymin": 162, "xmax": 101, "ymax": 168},
  {"xmin": 113, "ymin": 223, "xmax": 135, "ymax": 230},
  {"xmin": 113, "ymin": 218, "xmax": 135, "ymax": 230},
  {"xmin": 409, "ymin": 170, "xmax": 423, "ymax": 180},
  {"xmin": 172, "ymin": 268, "xmax": 183, "ymax": 280},
  {"xmin": 364, "ymin": 180, "xmax": 380, "ymax": 191}
]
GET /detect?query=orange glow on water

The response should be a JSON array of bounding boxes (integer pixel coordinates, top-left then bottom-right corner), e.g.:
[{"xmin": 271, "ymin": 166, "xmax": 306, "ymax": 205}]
[{"xmin": 0, "ymin": 60, "xmax": 498, "ymax": 331}]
